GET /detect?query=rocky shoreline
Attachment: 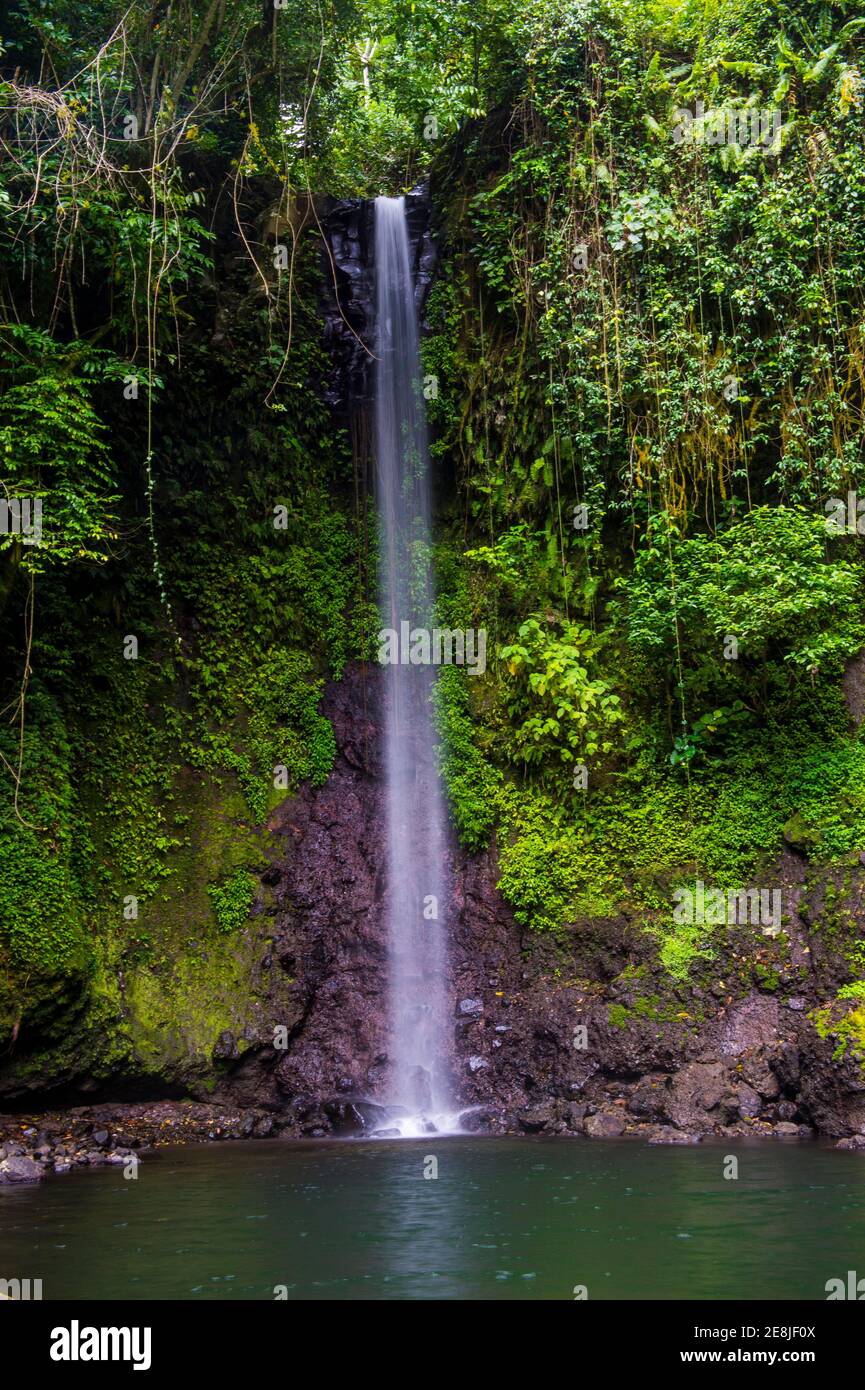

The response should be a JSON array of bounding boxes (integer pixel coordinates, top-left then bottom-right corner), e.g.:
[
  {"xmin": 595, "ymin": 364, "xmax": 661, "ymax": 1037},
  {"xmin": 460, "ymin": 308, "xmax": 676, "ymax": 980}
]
[
  {"xmin": 0, "ymin": 1101, "xmax": 280, "ymax": 1184},
  {"xmin": 2, "ymin": 1086, "xmax": 863, "ymax": 1186}
]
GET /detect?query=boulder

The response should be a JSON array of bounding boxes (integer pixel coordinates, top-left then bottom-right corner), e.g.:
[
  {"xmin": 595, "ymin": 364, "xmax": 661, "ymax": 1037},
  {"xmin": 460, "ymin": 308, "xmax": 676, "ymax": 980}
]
[
  {"xmin": 628, "ymin": 1075, "xmax": 668, "ymax": 1119},
  {"xmin": 665, "ymin": 1062, "xmax": 732, "ymax": 1130},
  {"xmin": 737, "ymin": 1084, "xmax": 763, "ymax": 1119},
  {"xmin": 517, "ymin": 1106, "xmax": 554, "ymax": 1133},
  {"xmin": 584, "ymin": 1110, "xmax": 626, "ymax": 1139},
  {"xmin": 647, "ymin": 1126, "xmax": 701, "ymax": 1145},
  {"xmin": 741, "ymin": 1052, "xmax": 780, "ymax": 1099},
  {"xmin": 0, "ymin": 1156, "xmax": 43, "ymax": 1184}
]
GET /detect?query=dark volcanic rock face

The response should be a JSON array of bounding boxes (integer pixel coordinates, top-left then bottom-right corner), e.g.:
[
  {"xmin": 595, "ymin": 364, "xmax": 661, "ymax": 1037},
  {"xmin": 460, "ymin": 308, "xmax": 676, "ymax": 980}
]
[
  {"xmin": 318, "ymin": 187, "xmax": 436, "ymax": 419},
  {"xmin": 202, "ymin": 663, "xmax": 865, "ymax": 1146}
]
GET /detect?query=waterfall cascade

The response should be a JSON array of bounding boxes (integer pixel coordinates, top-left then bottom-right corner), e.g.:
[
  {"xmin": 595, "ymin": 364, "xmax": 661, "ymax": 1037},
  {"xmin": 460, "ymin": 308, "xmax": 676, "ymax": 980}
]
[{"xmin": 374, "ymin": 194, "xmax": 459, "ymax": 1137}]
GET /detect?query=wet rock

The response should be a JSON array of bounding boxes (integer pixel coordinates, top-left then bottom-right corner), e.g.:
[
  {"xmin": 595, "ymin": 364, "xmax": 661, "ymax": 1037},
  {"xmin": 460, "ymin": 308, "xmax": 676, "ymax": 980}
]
[
  {"xmin": 300, "ymin": 1110, "xmax": 330, "ymax": 1137},
  {"xmin": 628, "ymin": 1075, "xmax": 668, "ymax": 1119},
  {"xmin": 212, "ymin": 1031, "xmax": 239, "ymax": 1061},
  {"xmin": 517, "ymin": 1107, "xmax": 554, "ymax": 1133},
  {"xmin": 773, "ymin": 1121, "xmax": 802, "ymax": 1138},
  {"xmin": 737, "ymin": 1084, "xmax": 763, "ymax": 1119},
  {"xmin": 664, "ymin": 1062, "xmax": 730, "ymax": 1130},
  {"xmin": 560, "ymin": 1102, "xmax": 587, "ymax": 1129},
  {"xmin": 584, "ymin": 1111, "xmax": 626, "ymax": 1139},
  {"xmin": 324, "ymin": 1101, "xmax": 373, "ymax": 1135},
  {"xmin": 647, "ymin": 1127, "xmax": 701, "ymax": 1145},
  {"xmin": 467, "ymin": 1055, "xmax": 488, "ymax": 1073},
  {"xmin": 720, "ymin": 995, "xmax": 779, "ymax": 1057},
  {"xmin": 460, "ymin": 1108, "xmax": 494, "ymax": 1133},
  {"xmin": 0, "ymin": 1156, "xmax": 43, "ymax": 1184},
  {"xmin": 741, "ymin": 1052, "xmax": 780, "ymax": 1099},
  {"xmin": 458, "ymin": 998, "xmax": 484, "ymax": 1017},
  {"xmin": 772, "ymin": 1042, "xmax": 801, "ymax": 1092},
  {"xmin": 92, "ymin": 1129, "xmax": 109, "ymax": 1148}
]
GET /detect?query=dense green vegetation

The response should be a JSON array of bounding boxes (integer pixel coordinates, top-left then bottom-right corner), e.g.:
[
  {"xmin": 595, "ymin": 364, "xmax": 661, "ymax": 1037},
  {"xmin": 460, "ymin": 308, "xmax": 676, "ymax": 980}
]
[{"xmin": 2, "ymin": 0, "xmax": 865, "ymax": 1080}]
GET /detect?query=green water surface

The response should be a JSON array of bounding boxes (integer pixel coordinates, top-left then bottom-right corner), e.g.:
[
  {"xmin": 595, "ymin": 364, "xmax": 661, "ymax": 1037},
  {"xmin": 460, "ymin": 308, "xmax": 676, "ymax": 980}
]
[{"xmin": 1, "ymin": 1135, "xmax": 862, "ymax": 1300}]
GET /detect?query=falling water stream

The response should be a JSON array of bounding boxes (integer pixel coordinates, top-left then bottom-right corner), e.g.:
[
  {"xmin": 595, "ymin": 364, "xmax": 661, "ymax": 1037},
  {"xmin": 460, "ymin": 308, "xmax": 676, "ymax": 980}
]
[{"xmin": 374, "ymin": 194, "xmax": 459, "ymax": 1136}]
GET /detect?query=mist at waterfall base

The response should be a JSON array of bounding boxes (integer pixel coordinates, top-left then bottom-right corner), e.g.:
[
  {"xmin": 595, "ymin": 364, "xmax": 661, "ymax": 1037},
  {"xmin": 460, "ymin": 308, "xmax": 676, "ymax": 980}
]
[{"xmin": 372, "ymin": 195, "xmax": 464, "ymax": 1139}]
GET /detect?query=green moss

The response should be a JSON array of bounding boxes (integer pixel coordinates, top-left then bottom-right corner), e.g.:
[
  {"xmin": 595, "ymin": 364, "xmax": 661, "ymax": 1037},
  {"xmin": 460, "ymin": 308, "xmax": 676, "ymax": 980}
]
[
  {"xmin": 208, "ymin": 870, "xmax": 257, "ymax": 934},
  {"xmin": 755, "ymin": 962, "xmax": 781, "ymax": 992},
  {"xmin": 812, "ymin": 996, "xmax": 865, "ymax": 1067}
]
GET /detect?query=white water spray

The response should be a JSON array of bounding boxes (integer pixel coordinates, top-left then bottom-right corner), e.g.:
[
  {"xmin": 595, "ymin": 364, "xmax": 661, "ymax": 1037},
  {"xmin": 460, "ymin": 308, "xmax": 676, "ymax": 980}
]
[{"xmin": 374, "ymin": 195, "xmax": 460, "ymax": 1137}]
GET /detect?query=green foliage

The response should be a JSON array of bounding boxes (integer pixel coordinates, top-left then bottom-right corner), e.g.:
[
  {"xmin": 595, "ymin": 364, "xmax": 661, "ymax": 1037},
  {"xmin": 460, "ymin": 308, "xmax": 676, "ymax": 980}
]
[
  {"xmin": 625, "ymin": 508, "xmax": 865, "ymax": 708},
  {"xmin": 0, "ymin": 695, "xmax": 92, "ymax": 976},
  {"xmin": 434, "ymin": 665, "xmax": 502, "ymax": 850},
  {"xmin": 208, "ymin": 870, "xmax": 257, "ymax": 934},
  {"xmin": 0, "ymin": 330, "xmax": 122, "ymax": 574},
  {"xmin": 812, "ymin": 996, "xmax": 865, "ymax": 1066},
  {"xmin": 500, "ymin": 617, "xmax": 623, "ymax": 771}
]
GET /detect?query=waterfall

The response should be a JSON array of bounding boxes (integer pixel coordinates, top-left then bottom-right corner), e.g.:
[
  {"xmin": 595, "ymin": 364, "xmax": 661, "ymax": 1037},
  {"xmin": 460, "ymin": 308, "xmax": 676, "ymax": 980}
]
[{"xmin": 374, "ymin": 195, "xmax": 457, "ymax": 1137}]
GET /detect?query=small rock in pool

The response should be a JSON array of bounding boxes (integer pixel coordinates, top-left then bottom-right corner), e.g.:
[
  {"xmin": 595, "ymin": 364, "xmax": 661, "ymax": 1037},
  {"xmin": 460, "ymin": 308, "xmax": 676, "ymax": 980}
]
[
  {"xmin": 0, "ymin": 1156, "xmax": 43, "ymax": 1184},
  {"xmin": 836, "ymin": 1135, "xmax": 865, "ymax": 1150},
  {"xmin": 647, "ymin": 1127, "xmax": 701, "ymax": 1145},
  {"xmin": 371, "ymin": 1128, "xmax": 401, "ymax": 1138}
]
